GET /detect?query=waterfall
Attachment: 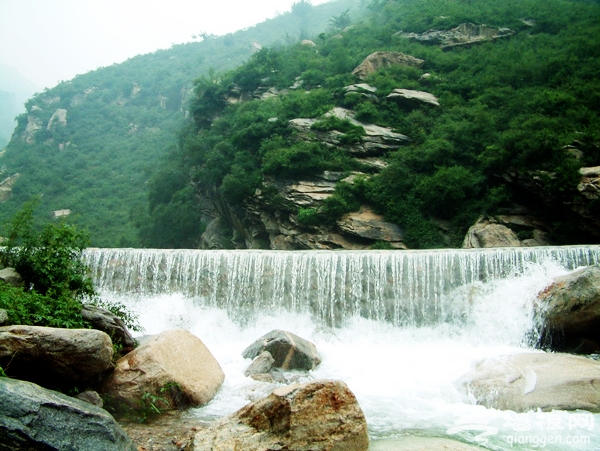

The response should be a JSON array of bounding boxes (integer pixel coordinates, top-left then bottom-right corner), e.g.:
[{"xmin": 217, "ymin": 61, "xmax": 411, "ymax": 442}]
[
  {"xmin": 84, "ymin": 245, "xmax": 600, "ymax": 450},
  {"xmin": 84, "ymin": 245, "xmax": 600, "ymax": 328}
]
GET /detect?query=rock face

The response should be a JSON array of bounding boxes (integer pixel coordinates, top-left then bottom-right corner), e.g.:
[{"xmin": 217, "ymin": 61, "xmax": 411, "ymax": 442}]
[
  {"xmin": 81, "ymin": 304, "xmax": 137, "ymax": 351},
  {"xmin": 0, "ymin": 173, "xmax": 20, "ymax": 203},
  {"xmin": 352, "ymin": 51, "xmax": 424, "ymax": 80},
  {"xmin": 338, "ymin": 206, "xmax": 405, "ymax": 247},
  {"xmin": 0, "ymin": 325, "xmax": 113, "ymax": 389},
  {"xmin": 457, "ymin": 352, "xmax": 600, "ymax": 412},
  {"xmin": 190, "ymin": 380, "xmax": 369, "ymax": 451},
  {"xmin": 536, "ymin": 265, "xmax": 600, "ymax": 352},
  {"xmin": 397, "ymin": 23, "xmax": 515, "ymax": 49},
  {"xmin": 47, "ymin": 108, "xmax": 68, "ymax": 130},
  {"xmin": 242, "ymin": 329, "xmax": 322, "ymax": 371},
  {"xmin": 101, "ymin": 329, "xmax": 224, "ymax": 411},
  {"xmin": 0, "ymin": 267, "xmax": 23, "ymax": 287},
  {"xmin": 0, "ymin": 377, "xmax": 137, "ymax": 451}
]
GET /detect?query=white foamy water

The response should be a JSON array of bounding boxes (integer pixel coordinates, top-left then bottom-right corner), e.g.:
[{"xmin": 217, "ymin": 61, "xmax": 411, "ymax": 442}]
[{"xmin": 90, "ymin": 247, "xmax": 600, "ymax": 450}]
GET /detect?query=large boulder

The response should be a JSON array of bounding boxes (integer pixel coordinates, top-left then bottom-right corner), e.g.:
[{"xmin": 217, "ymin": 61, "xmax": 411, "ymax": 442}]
[
  {"xmin": 0, "ymin": 377, "xmax": 136, "ymax": 451},
  {"xmin": 457, "ymin": 352, "xmax": 600, "ymax": 412},
  {"xmin": 242, "ymin": 329, "xmax": 322, "ymax": 371},
  {"xmin": 537, "ymin": 265, "xmax": 600, "ymax": 352},
  {"xmin": 0, "ymin": 325, "xmax": 113, "ymax": 389},
  {"xmin": 101, "ymin": 329, "xmax": 224, "ymax": 411},
  {"xmin": 352, "ymin": 52, "xmax": 424, "ymax": 80},
  {"xmin": 386, "ymin": 89, "xmax": 440, "ymax": 108},
  {"xmin": 462, "ymin": 219, "xmax": 521, "ymax": 248},
  {"xmin": 0, "ymin": 267, "xmax": 23, "ymax": 287},
  {"xmin": 189, "ymin": 380, "xmax": 369, "ymax": 451},
  {"xmin": 81, "ymin": 304, "xmax": 137, "ymax": 351},
  {"xmin": 337, "ymin": 206, "xmax": 406, "ymax": 248}
]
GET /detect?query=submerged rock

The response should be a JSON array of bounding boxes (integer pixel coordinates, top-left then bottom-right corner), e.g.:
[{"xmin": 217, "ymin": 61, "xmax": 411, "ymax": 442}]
[
  {"xmin": 537, "ymin": 265, "xmax": 600, "ymax": 352},
  {"xmin": 189, "ymin": 380, "xmax": 369, "ymax": 451},
  {"xmin": 0, "ymin": 325, "xmax": 113, "ymax": 389},
  {"xmin": 242, "ymin": 329, "xmax": 322, "ymax": 371},
  {"xmin": 457, "ymin": 352, "xmax": 600, "ymax": 412},
  {"xmin": 370, "ymin": 436, "xmax": 487, "ymax": 450},
  {"xmin": 244, "ymin": 350, "xmax": 275, "ymax": 377},
  {"xmin": 101, "ymin": 329, "xmax": 224, "ymax": 411},
  {"xmin": 0, "ymin": 377, "xmax": 136, "ymax": 451}
]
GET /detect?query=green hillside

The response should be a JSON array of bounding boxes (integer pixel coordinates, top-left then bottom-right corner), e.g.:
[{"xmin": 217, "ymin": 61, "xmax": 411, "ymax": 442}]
[
  {"xmin": 145, "ymin": 0, "xmax": 600, "ymax": 249},
  {"xmin": 0, "ymin": 0, "xmax": 365, "ymax": 247}
]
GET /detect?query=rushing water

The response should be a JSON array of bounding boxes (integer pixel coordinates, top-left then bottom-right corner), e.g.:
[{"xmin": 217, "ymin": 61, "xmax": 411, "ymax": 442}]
[{"xmin": 85, "ymin": 246, "xmax": 600, "ymax": 450}]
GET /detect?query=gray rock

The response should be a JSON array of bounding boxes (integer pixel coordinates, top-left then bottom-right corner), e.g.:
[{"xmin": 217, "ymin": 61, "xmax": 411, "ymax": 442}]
[
  {"xmin": 242, "ymin": 329, "xmax": 321, "ymax": 371},
  {"xmin": 76, "ymin": 390, "xmax": 104, "ymax": 407},
  {"xmin": 396, "ymin": 23, "xmax": 515, "ymax": 49},
  {"xmin": 244, "ymin": 351, "xmax": 275, "ymax": 377},
  {"xmin": 0, "ymin": 377, "xmax": 136, "ymax": 451},
  {"xmin": 457, "ymin": 352, "xmax": 600, "ymax": 412},
  {"xmin": 0, "ymin": 267, "xmax": 23, "ymax": 287},
  {"xmin": 0, "ymin": 325, "xmax": 113, "ymax": 389},
  {"xmin": 386, "ymin": 88, "xmax": 440, "ymax": 107},
  {"xmin": 189, "ymin": 380, "xmax": 369, "ymax": 451},
  {"xmin": 0, "ymin": 309, "xmax": 7, "ymax": 326},
  {"xmin": 81, "ymin": 304, "xmax": 136, "ymax": 350}
]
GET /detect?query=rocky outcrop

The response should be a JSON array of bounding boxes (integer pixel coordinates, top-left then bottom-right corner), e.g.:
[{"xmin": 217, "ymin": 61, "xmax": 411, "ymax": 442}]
[
  {"xmin": 337, "ymin": 206, "xmax": 406, "ymax": 248},
  {"xmin": 242, "ymin": 329, "xmax": 321, "ymax": 371},
  {"xmin": 289, "ymin": 107, "xmax": 409, "ymax": 157},
  {"xmin": 23, "ymin": 115, "xmax": 43, "ymax": 143},
  {"xmin": 396, "ymin": 23, "xmax": 515, "ymax": 49},
  {"xmin": 81, "ymin": 304, "xmax": 137, "ymax": 351},
  {"xmin": 0, "ymin": 377, "xmax": 137, "ymax": 451},
  {"xmin": 536, "ymin": 265, "xmax": 600, "ymax": 353},
  {"xmin": 578, "ymin": 166, "xmax": 600, "ymax": 199},
  {"xmin": 0, "ymin": 173, "xmax": 20, "ymax": 203},
  {"xmin": 0, "ymin": 310, "xmax": 7, "ymax": 326},
  {"xmin": 457, "ymin": 352, "xmax": 600, "ymax": 412},
  {"xmin": 189, "ymin": 380, "xmax": 369, "ymax": 451},
  {"xmin": 47, "ymin": 108, "xmax": 68, "ymax": 130},
  {"xmin": 386, "ymin": 88, "xmax": 440, "ymax": 107},
  {"xmin": 0, "ymin": 325, "xmax": 113, "ymax": 389},
  {"xmin": 370, "ymin": 437, "xmax": 487, "ymax": 451},
  {"xmin": 352, "ymin": 52, "xmax": 424, "ymax": 80},
  {"xmin": 101, "ymin": 329, "xmax": 224, "ymax": 411},
  {"xmin": 0, "ymin": 267, "xmax": 23, "ymax": 287}
]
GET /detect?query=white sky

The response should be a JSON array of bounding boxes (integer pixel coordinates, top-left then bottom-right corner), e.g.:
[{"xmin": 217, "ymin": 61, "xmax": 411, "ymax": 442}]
[{"xmin": 0, "ymin": 0, "xmax": 331, "ymax": 91}]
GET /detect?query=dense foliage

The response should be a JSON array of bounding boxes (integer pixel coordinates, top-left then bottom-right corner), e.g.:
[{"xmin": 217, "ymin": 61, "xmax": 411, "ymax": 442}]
[
  {"xmin": 146, "ymin": 0, "xmax": 600, "ymax": 248},
  {"xmin": 0, "ymin": 0, "xmax": 364, "ymax": 247},
  {"xmin": 0, "ymin": 200, "xmax": 94, "ymax": 327}
]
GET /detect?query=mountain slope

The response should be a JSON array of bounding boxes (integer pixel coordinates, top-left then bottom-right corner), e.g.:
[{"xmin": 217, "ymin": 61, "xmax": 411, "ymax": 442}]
[
  {"xmin": 0, "ymin": 0, "xmax": 365, "ymax": 247},
  {"xmin": 146, "ymin": 0, "xmax": 600, "ymax": 249}
]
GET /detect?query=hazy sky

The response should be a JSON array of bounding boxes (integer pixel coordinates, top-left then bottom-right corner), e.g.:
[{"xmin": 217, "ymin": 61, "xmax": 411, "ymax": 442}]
[{"xmin": 0, "ymin": 0, "xmax": 331, "ymax": 91}]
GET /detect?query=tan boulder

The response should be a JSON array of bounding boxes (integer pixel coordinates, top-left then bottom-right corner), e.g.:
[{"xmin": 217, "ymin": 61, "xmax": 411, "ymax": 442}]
[
  {"xmin": 457, "ymin": 352, "xmax": 600, "ymax": 412},
  {"xmin": 0, "ymin": 325, "xmax": 113, "ymax": 388},
  {"xmin": 189, "ymin": 380, "xmax": 369, "ymax": 451},
  {"xmin": 537, "ymin": 265, "xmax": 600, "ymax": 352},
  {"xmin": 462, "ymin": 219, "xmax": 521, "ymax": 248},
  {"xmin": 0, "ymin": 267, "xmax": 23, "ymax": 287},
  {"xmin": 101, "ymin": 329, "xmax": 224, "ymax": 410},
  {"xmin": 352, "ymin": 52, "xmax": 424, "ymax": 80}
]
